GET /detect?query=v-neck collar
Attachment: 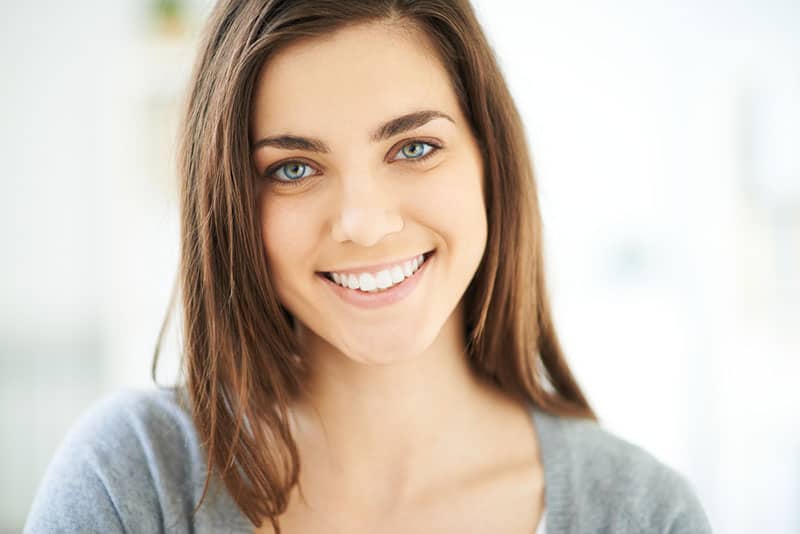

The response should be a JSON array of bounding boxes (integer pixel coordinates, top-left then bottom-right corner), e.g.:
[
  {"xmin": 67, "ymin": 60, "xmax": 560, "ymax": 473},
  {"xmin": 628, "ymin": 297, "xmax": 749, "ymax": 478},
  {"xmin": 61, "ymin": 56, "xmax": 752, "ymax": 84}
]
[{"xmin": 530, "ymin": 406, "xmax": 576, "ymax": 534}]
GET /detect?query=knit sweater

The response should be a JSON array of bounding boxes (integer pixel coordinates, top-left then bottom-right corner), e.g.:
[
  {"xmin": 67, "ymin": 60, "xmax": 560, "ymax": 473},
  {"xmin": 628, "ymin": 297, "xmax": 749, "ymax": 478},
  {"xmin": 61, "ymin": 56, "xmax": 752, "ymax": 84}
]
[{"xmin": 24, "ymin": 388, "xmax": 712, "ymax": 533}]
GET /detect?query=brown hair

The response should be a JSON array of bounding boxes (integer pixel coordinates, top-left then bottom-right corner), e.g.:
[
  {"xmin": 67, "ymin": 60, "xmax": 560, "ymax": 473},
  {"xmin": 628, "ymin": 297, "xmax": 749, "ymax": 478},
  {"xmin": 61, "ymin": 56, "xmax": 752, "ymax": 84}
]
[{"xmin": 154, "ymin": 0, "xmax": 596, "ymax": 530}]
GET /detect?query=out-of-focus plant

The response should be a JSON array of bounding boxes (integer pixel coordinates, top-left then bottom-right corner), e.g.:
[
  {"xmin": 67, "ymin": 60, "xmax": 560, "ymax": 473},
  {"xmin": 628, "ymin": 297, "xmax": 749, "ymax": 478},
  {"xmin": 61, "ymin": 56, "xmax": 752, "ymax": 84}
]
[{"xmin": 149, "ymin": 0, "xmax": 187, "ymax": 37}]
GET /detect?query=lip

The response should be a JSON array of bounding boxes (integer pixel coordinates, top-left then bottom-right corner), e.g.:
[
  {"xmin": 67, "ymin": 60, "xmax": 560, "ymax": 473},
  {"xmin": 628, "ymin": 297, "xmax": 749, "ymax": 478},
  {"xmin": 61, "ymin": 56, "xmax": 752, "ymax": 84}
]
[
  {"xmin": 317, "ymin": 250, "xmax": 435, "ymax": 310},
  {"xmin": 318, "ymin": 249, "xmax": 435, "ymax": 276}
]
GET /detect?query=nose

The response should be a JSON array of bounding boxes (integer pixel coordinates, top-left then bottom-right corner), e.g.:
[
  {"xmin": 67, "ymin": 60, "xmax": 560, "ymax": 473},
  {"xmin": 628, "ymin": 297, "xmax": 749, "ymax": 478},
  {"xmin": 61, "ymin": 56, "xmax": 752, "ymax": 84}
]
[{"xmin": 330, "ymin": 177, "xmax": 404, "ymax": 246}]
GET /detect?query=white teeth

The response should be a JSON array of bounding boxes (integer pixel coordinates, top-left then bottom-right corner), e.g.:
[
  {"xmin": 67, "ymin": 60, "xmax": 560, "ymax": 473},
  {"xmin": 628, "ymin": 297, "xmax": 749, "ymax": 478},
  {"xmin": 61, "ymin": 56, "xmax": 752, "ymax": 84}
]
[
  {"xmin": 375, "ymin": 270, "xmax": 392, "ymax": 289},
  {"xmin": 327, "ymin": 252, "xmax": 430, "ymax": 292},
  {"xmin": 390, "ymin": 265, "xmax": 404, "ymax": 283},
  {"xmin": 359, "ymin": 272, "xmax": 377, "ymax": 291}
]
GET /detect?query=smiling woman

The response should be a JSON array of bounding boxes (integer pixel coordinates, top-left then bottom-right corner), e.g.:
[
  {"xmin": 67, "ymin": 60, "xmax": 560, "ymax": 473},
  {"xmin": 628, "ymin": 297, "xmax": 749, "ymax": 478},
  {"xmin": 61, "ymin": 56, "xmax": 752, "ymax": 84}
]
[
  {"xmin": 24, "ymin": 1, "xmax": 712, "ymax": 534},
  {"xmin": 252, "ymin": 24, "xmax": 488, "ymax": 371}
]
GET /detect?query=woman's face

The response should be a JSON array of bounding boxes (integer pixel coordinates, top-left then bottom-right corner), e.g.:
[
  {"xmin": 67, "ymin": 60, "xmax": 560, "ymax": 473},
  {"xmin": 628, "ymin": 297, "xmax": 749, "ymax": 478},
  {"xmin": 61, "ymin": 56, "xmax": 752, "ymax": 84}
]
[{"xmin": 251, "ymin": 22, "xmax": 487, "ymax": 365}]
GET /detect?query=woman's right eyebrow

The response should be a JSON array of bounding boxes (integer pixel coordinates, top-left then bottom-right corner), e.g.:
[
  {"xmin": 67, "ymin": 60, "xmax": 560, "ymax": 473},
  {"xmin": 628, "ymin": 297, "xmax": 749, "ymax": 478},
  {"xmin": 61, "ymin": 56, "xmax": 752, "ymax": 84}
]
[
  {"xmin": 252, "ymin": 135, "xmax": 328, "ymax": 153},
  {"xmin": 251, "ymin": 109, "xmax": 454, "ymax": 153}
]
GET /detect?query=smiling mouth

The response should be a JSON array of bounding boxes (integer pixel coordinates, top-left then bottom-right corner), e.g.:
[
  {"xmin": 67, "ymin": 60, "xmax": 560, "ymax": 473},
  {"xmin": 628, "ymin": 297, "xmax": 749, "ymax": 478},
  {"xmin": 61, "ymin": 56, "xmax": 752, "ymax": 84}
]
[{"xmin": 317, "ymin": 249, "xmax": 435, "ymax": 293}]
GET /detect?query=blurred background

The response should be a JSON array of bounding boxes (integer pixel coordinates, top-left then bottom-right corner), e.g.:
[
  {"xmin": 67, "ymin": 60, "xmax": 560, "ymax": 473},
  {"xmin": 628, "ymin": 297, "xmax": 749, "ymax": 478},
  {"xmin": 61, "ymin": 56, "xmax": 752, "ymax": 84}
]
[{"xmin": 1, "ymin": 0, "xmax": 797, "ymax": 532}]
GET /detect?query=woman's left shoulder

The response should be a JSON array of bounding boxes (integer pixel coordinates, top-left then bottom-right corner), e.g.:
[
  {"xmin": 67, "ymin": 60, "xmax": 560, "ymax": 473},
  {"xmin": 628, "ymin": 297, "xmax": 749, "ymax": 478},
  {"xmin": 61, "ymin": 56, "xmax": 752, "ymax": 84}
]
[{"xmin": 533, "ymin": 409, "xmax": 713, "ymax": 533}]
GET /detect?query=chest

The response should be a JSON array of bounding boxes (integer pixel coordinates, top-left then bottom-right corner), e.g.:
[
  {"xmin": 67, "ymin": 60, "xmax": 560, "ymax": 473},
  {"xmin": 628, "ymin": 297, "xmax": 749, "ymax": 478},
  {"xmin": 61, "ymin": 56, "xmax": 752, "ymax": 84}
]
[{"xmin": 254, "ymin": 464, "xmax": 545, "ymax": 534}]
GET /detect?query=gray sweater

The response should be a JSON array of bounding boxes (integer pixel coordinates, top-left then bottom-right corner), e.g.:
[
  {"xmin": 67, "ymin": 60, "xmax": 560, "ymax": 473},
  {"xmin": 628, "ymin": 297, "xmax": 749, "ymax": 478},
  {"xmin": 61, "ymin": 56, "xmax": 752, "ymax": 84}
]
[{"xmin": 24, "ymin": 388, "xmax": 712, "ymax": 533}]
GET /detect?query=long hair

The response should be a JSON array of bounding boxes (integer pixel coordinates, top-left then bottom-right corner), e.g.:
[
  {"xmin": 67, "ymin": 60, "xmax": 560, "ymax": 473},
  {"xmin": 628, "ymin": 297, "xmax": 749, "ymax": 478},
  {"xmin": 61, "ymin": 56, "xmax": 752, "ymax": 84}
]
[{"xmin": 153, "ymin": 0, "xmax": 596, "ymax": 530}]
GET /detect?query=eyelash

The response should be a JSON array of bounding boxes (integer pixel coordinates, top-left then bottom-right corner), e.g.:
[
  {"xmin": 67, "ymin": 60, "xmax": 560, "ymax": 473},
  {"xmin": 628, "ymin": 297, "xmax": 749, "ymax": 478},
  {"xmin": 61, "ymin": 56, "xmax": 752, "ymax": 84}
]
[{"xmin": 263, "ymin": 140, "xmax": 442, "ymax": 187}]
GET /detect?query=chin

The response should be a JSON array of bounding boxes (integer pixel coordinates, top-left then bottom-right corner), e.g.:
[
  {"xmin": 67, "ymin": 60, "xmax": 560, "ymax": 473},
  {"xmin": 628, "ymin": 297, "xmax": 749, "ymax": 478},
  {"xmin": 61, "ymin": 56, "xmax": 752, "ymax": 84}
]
[{"xmin": 338, "ymin": 328, "xmax": 437, "ymax": 366}]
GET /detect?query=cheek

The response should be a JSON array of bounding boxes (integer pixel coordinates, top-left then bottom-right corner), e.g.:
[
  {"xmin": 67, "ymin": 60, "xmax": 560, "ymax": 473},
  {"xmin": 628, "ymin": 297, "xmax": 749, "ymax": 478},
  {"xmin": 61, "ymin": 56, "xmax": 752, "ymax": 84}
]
[
  {"xmin": 259, "ymin": 194, "xmax": 313, "ymax": 293},
  {"xmin": 416, "ymin": 159, "xmax": 487, "ymax": 256},
  {"xmin": 259, "ymin": 197, "xmax": 284, "ymax": 265}
]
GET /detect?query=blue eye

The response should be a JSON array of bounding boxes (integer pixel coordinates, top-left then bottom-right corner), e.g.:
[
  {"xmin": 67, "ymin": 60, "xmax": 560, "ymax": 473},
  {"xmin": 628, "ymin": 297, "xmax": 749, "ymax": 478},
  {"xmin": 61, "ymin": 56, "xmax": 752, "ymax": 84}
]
[
  {"xmin": 395, "ymin": 141, "xmax": 435, "ymax": 160},
  {"xmin": 265, "ymin": 140, "xmax": 440, "ymax": 186},
  {"xmin": 271, "ymin": 161, "xmax": 316, "ymax": 183}
]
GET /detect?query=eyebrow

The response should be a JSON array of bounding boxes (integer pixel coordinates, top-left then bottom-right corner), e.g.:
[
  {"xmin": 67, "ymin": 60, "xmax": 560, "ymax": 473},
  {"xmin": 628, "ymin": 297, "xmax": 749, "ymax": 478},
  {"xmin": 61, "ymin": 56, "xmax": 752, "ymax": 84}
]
[{"xmin": 251, "ymin": 110, "xmax": 454, "ymax": 153}]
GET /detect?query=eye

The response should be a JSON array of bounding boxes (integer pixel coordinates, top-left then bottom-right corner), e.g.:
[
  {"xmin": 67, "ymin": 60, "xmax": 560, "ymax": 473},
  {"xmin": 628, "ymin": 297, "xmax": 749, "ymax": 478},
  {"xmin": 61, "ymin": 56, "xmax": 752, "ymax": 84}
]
[
  {"xmin": 392, "ymin": 141, "xmax": 437, "ymax": 162},
  {"xmin": 268, "ymin": 161, "xmax": 319, "ymax": 184},
  {"xmin": 264, "ymin": 140, "xmax": 440, "ymax": 186}
]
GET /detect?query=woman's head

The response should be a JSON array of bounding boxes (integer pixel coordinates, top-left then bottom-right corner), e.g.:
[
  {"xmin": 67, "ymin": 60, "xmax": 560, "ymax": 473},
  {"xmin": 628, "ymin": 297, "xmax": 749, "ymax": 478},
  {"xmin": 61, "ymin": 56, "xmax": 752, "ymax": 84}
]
[
  {"xmin": 252, "ymin": 20, "xmax": 486, "ymax": 366},
  {"xmin": 169, "ymin": 0, "xmax": 594, "ymax": 528}
]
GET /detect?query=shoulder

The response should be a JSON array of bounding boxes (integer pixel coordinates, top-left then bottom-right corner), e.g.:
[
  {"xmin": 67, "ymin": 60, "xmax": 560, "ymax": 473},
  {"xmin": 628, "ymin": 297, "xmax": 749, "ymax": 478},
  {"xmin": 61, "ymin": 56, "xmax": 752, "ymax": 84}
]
[
  {"xmin": 66, "ymin": 387, "xmax": 199, "ymax": 458},
  {"xmin": 25, "ymin": 387, "xmax": 246, "ymax": 533},
  {"xmin": 47, "ymin": 387, "xmax": 203, "ymax": 485},
  {"xmin": 533, "ymin": 409, "xmax": 712, "ymax": 533}
]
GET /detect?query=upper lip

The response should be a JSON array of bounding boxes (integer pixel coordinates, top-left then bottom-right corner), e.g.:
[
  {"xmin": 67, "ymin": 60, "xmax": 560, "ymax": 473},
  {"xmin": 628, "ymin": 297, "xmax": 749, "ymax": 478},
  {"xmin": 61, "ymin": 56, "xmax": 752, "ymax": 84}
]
[{"xmin": 319, "ymin": 249, "xmax": 435, "ymax": 275}]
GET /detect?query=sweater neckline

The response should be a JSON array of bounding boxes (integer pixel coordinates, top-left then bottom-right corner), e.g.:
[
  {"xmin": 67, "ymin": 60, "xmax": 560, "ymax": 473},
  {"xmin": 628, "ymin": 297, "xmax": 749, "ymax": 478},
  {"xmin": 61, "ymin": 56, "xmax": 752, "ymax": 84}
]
[
  {"xmin": 530, "ymin": 406, "xmax": 574, "ymax": 534},
  {"xmin": 221, "ymin": 402, "xmax": 574, "ymax": 532}
]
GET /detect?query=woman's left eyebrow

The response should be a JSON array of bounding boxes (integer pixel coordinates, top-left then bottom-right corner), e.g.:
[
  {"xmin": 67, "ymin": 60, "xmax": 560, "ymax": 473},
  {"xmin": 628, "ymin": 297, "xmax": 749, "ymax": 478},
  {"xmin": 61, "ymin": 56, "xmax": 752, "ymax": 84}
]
[{"xmin": 251, "ymin": 109, "xmax": 454, "ymax": 152}]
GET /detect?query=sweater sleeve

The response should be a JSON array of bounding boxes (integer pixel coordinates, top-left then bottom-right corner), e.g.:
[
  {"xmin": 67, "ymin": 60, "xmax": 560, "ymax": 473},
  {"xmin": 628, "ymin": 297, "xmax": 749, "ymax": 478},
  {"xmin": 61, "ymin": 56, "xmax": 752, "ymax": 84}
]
[
  {"xmin": 658, "ymin": 469, "xmax": 714, "ymax": 534},
  {"xmin": 574, "ymin": 419, "xmax": 714, "ymax": 534},
  {"xmin": 24, "ymin": 390, "xmax": 176, "ymax": 534},
  {"xmin": 532, "ymin": 409, "xmax": 714, "ymax": 534},
  {"xmin": 24, "ymin": 436, "xmax": 128, "ymax": 533}
]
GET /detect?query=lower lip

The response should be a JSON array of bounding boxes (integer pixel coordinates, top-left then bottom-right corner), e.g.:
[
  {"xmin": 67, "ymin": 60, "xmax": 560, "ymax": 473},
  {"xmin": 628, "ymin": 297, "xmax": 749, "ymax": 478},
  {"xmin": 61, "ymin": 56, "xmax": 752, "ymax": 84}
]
[{"xmin": 317, "ymin": 252, "xmax": 434, "ymax": 310}]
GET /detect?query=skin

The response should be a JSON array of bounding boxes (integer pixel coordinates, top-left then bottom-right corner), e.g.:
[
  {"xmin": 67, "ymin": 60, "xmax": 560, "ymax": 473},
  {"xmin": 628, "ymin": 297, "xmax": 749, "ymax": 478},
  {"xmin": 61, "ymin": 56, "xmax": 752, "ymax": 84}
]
[{"xmin": 251, "ymin": 21, "xmax": 544, "ymax": 533}]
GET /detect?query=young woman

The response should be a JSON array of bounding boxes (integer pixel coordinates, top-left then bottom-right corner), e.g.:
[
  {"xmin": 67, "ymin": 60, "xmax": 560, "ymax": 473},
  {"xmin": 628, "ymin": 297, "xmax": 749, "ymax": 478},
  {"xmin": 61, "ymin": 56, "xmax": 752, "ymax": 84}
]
[{"xmin": 26, "ymin": 1, "xmax": 712, "ymax": 533}]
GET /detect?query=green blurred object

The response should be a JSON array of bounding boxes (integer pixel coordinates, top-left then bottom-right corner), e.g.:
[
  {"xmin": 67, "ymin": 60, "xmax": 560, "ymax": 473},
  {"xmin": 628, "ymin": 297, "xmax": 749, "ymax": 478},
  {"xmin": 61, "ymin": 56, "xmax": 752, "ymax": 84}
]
[{"xmin": 150, "ymin": 0, "xmax": 186, "ymax": 37}]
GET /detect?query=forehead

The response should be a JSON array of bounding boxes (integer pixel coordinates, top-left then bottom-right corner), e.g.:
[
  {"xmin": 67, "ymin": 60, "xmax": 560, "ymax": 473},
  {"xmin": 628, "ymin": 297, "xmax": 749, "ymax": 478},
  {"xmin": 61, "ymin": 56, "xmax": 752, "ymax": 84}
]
[{"xmin": 251, "ymin": 22, "xmax": 460, "ymax": 139}]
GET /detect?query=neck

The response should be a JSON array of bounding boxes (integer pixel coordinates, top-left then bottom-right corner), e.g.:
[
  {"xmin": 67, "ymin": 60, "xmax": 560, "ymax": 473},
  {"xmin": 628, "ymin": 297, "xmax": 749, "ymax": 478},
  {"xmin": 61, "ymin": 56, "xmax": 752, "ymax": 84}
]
[{"xmin": 287, "ymin": 304, "xmax": 524, "ymax": 507}]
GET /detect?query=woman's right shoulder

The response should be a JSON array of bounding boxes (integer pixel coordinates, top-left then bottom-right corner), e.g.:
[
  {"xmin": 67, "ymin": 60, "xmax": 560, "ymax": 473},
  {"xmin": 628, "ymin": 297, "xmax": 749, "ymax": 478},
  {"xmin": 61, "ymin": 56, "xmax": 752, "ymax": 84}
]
[
  {"xmin": 52, "ymin": 387, "xmax": 203, "ymax": 474},
  {"xmin": 68, "ymin": 387, "xmax": 197, "ymax": 448},
  {"xmin": 24, "ymin": 387, "xmax": 216, "ymax": 533}
]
